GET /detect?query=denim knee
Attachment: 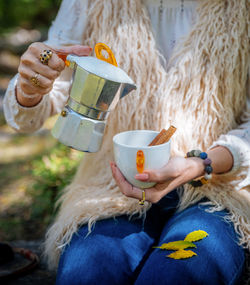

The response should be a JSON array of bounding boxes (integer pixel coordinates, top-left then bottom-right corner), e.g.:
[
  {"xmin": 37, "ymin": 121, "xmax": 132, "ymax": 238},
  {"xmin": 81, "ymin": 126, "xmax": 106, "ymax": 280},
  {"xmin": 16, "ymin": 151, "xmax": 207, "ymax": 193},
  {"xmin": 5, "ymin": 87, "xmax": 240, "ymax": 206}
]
[
  {"xmin": 56, "ymin": 217, "xmax": 156, "ymax": 285},
  {"xmin": 135, "ymin": 205, "xmax": 245, "ymax": 285},
  {"xmin": 56, "ymin": 245, "xmax": 120, "ymax": 285}
]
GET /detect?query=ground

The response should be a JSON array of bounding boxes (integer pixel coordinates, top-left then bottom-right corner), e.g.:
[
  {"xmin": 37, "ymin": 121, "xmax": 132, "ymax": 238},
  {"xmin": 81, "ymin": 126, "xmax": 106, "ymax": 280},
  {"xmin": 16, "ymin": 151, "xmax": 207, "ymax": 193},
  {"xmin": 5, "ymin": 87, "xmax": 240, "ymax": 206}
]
[{"xmin": 4, "ymin": 240, "xmax": 56, "ymax": 284}]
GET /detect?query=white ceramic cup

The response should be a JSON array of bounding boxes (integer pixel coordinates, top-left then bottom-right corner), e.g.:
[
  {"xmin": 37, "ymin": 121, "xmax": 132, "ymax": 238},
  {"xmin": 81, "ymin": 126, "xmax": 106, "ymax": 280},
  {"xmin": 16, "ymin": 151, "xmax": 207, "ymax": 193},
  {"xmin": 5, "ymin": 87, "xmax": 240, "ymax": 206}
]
[{"xmin": 113, "ymin": 130, "xmax": 171, "ymax": 189}]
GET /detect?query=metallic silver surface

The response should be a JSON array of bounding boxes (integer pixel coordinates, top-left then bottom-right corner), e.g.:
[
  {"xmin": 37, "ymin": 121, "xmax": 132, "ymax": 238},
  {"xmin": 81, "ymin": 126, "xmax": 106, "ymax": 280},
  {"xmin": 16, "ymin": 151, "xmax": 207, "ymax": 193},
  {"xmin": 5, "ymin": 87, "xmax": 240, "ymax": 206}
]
[
  {"xmin": 52, "ymin": 106, "xmax": 105, "ymax": 152},
  {"xmin": 68, "ymin": 64, "xmax": 135, "ymax": 120},
  {"xmin": 67, "ymin": 97, "xmax": 108, "ymax": 121},
  {"xmin": 51, "ymin": 55, "xmax": 136, "ymax": 152}
]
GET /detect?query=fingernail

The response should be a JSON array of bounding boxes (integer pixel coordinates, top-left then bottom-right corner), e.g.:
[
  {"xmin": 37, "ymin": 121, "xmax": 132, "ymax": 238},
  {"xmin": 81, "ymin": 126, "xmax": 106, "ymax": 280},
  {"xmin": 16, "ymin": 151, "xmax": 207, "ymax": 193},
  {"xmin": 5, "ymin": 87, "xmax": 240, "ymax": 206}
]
[
  {"xmin": 135, "ymin": 173, "xmax": 149, "ymax": 180},
  {"xmin": 110, "ymin": 161, "xmax": 116, "ymax": 168}
]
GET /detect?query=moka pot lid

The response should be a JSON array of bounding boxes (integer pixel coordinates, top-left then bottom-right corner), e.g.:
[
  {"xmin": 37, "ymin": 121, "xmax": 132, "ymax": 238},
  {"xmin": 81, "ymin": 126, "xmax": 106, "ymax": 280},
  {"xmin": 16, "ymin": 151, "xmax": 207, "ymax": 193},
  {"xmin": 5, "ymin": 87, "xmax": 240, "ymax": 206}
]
[{"xmin": 66, "ymin": 55, "xmax": 135, "ymax": 85}]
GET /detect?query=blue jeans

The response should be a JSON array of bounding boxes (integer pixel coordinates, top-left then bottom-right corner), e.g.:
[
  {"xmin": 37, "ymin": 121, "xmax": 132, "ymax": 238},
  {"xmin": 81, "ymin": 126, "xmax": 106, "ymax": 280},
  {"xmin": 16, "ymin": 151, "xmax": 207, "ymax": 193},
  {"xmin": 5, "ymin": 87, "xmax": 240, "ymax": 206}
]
[{"xmin": 56, "ymin": 191, "xmax": 245, "ymax": 285}]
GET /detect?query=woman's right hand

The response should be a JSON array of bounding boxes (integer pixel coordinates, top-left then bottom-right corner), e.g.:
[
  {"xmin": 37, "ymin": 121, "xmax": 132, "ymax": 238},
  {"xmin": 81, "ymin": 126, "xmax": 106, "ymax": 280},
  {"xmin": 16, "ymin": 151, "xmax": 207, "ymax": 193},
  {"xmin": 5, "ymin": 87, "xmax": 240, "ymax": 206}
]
[{"xmin": 16, "ymin": 42, "xmax": 92, "ymax": 107}]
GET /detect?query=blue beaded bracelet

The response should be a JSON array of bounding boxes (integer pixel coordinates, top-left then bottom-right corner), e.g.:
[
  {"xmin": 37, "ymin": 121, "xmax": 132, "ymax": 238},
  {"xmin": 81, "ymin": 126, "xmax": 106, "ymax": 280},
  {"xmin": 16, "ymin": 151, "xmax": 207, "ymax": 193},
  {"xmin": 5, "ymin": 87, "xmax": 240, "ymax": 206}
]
[{"xmin": 186, "ymin": 150, "xmax": 213, "ymax": 187}]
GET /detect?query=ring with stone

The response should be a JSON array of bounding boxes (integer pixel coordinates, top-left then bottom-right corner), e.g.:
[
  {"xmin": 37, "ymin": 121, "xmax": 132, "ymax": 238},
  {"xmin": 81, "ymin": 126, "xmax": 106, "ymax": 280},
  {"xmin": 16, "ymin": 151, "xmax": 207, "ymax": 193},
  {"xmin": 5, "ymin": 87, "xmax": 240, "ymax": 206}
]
[
  {"xmin": 39, "ymin": 49, "xmax": 53, "ymax": 65},
  {"xmin": 30, "ymin": 73, "xmax": 40, "ymax": 87},
  {"xmin": 139, "ymin": 189, "xmax": 146, "ymax": 205}
]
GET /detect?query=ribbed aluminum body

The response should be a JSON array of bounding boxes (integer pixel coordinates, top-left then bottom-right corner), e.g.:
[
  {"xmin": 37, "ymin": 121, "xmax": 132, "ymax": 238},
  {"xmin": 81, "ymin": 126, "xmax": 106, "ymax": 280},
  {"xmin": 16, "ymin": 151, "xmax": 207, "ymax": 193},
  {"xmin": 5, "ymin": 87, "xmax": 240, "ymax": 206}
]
[
  {"xmin": 51, "ymin": 55, "xmax": 136, "ymax": 153},
  {"xmin": 51, "ymin": 106, "xmax": 105, "ymax": 152}
]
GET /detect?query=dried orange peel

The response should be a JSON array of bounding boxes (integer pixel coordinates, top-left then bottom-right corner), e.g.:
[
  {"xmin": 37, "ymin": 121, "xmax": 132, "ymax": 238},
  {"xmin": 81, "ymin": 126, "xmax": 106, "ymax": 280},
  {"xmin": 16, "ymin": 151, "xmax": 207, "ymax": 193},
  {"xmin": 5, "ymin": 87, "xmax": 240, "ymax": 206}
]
[
  {"xmin": 94, "ymin": 42, "xmax": 118, "ymax": 67},
  {"xmin": 136, "ymin": 150, "xmax": 145, "ymax": 173}
]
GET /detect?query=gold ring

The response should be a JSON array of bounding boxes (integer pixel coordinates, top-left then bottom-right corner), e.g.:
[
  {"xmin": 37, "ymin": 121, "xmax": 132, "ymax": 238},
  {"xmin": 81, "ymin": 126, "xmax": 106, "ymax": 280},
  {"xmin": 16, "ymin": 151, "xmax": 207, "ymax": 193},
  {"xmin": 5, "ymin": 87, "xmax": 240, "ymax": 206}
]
[
  {"xmin": 139, "ymin": 190, "xmax": 146, "ymax": 205},
  {"xmin": 30, "ymin": 73, "xmax": 40, "ymax": 86},
  {"xmin": 39, "ymin": 49, "xmax": 53, "ymax": 65}
]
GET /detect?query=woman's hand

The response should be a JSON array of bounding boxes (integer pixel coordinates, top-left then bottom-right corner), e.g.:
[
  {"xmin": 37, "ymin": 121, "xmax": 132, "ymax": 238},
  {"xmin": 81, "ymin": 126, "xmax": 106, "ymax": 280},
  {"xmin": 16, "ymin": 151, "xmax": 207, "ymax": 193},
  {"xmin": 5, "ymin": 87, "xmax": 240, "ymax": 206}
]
[
  {"xmin": 110, "ymin": 146, "xmax": 233, "ymax": 204},
  {"xmin": 16, "ymin": 42, "xmax": 92, "ymax": 107},
  {"xmin": 110, "ymin": 156, "xmax": 204, "ymax": 203}
]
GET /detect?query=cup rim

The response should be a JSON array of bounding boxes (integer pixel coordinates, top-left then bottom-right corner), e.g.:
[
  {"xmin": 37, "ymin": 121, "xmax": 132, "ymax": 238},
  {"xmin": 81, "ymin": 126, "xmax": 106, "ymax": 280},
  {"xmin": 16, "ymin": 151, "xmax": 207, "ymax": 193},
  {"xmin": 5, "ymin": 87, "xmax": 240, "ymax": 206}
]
[{"xmin": 113, "ymin": 130, "xmax": 171, "ymax": 149}]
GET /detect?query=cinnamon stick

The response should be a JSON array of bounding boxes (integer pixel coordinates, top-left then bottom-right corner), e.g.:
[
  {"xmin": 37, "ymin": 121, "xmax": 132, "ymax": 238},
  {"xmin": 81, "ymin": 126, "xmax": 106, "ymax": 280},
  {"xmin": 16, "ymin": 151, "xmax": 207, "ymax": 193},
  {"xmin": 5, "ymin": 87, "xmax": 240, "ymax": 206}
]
[{"xmin": 148, "ymin": 125, "xmax": 176, "ymax": 146}]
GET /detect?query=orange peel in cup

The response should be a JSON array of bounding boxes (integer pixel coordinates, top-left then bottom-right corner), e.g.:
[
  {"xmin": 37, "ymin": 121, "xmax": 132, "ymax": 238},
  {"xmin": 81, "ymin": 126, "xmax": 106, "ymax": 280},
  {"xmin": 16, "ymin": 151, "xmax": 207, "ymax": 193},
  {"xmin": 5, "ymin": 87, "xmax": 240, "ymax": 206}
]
[
  {"xmin": 136, "ymin": 150, "xmax": 145, "ymax": 173},
  {"xmin": 94, "ymin": 43, "xmax": 118, "ymax": 67}
]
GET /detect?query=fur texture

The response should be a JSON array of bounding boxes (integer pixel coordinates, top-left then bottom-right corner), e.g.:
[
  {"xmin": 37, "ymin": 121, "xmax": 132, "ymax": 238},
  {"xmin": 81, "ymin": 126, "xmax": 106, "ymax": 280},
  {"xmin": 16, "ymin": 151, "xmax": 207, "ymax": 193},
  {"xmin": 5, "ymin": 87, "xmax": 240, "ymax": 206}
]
[{"xmin": 44, "ymin": 0, "xmax": 250, "ymax": 269}]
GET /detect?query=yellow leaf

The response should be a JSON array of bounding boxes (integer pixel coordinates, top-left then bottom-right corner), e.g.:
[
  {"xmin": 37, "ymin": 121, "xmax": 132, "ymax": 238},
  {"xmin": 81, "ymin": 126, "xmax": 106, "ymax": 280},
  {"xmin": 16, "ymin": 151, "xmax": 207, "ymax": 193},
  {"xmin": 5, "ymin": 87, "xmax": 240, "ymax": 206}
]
[
  {"xmin": 167, "ymin": 250, "xmax": 197, "ymax": 259},
  {"xmin": 184, "ymin": 230, "xmax": 209, "ymax": 242},
  {"xmin": 153, "ymin": 241, "xmax": 196, "ymax": 250}
]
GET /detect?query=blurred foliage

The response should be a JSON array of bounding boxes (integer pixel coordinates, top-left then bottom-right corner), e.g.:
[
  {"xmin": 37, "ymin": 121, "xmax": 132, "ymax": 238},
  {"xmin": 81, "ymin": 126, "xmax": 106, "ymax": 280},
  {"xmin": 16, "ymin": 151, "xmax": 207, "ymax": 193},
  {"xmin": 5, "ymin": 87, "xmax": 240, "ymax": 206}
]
[
  {"xmin": 0, "ymin": 0, "xmax": 82, "ymax": 241},
  {"xmin": 28, "ymin": 143, "xmax": 83, "ymax": 225},
  {"xmin": 0, "ymin": 140, "xmax": 83, "ymax": 240},
  {"xmin": 0, "ymin": 137, "xmax": 84, "ymax": 240},
  {"xmin": 0, "ymin": 0, "xmax": 62, "ymax": 34}
]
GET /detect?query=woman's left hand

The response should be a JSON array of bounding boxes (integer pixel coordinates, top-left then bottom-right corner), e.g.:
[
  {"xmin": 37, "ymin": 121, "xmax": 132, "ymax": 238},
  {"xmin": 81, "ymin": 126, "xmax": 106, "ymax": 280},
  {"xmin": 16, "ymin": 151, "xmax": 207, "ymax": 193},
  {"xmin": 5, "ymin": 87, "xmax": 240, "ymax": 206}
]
[{"xmin": 110, "ymin": 156, "xmax": 205, "ymax": 203}]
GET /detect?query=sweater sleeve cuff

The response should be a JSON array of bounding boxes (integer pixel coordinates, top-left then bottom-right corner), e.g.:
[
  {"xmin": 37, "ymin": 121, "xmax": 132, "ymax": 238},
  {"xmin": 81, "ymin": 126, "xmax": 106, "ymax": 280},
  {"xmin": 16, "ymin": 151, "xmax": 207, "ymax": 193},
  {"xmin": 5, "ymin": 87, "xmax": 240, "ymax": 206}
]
[
  {"xmin": 3, "ymin": 74, "xmax": 51, "ymax": 133},
  {"xmin": 209, "ymin": 134, "xmax": 250, "ymax": 190}
]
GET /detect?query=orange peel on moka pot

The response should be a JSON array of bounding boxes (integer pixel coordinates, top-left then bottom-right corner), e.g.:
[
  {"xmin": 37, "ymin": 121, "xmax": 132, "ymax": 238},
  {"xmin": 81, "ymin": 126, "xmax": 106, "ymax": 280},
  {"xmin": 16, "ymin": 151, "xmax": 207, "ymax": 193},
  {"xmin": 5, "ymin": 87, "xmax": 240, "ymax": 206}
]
[
  {"xmin": 136, "ymin": 150, "xmax": 145, "ymax": 174},
  {"xmin": 94, "ymin": 42, "xmax": 118, "ymax": 67}
]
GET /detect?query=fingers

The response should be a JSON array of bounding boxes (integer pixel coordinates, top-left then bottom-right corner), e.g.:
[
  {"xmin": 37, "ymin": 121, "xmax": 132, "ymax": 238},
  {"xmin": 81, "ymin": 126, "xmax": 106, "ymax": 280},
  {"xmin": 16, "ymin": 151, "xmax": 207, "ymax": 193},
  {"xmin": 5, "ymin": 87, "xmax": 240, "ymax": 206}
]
[
  {"xmin": 135, "ymin": 167, "xmax": 172, "ymax": 183},
  {"xmin": 47, "ymin": 54, "xmax": 65, "ymax": 72},
  {"xmin": 18, "ymin": 42, "xmax": 65, "ymax": 95},
  {"xmin": 20, "ymin": 55, "xmax": 60, "ymax": 80},
  {"xmin": 18, "ymin": 76, "xmax": 52, "ymax": 96},
  {"xmin": 19, "ymin": 65, "xmax": 53, "ymax": 87},
  {"xmin": 18, "ymin": 64, "xmax": 54, "ymax": 96},
  {"xmin": 111, "ymin": 156, "xmax": 191, "ymax": 204},
  {"xmin": 110, "ymin": 162, "xmax": 165, "ymax": 204},
  {"xmin": 53, "ymin": 45, "xmax": 92, "ymax": 56},
  {"xmin": 21, "ymin": 45, "xmax": 63, "ymax": 76},
  {"xmin": 110, "ymin": 162, "xmax": 134, "ymax": 196},
  {"xmin": 18, "ymin": 42, "xmax": 92, "ymax": 96}
]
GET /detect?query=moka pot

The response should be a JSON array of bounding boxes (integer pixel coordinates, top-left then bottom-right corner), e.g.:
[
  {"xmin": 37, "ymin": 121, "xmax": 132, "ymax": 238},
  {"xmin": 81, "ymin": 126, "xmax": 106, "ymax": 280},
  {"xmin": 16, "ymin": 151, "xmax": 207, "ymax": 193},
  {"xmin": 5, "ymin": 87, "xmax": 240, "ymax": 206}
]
[{"xmin": 51, "ymin": 55, "xmax": 136, "ymax": 152}]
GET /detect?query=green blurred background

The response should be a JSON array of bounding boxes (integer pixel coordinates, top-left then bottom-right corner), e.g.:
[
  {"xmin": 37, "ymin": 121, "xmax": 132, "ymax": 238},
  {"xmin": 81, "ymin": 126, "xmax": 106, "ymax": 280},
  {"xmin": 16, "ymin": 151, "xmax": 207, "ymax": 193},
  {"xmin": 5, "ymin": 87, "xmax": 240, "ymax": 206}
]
[
  {"xmin": 0, "ymin": 0, "xmax": 84, "ymax": 241},
  {"xmin": 0, "ymin": 0, "xmax": 61, "ymax": 33},
  {"xmin": 0, "ymin": 0, "xmax": 62, "ymax": 94}
]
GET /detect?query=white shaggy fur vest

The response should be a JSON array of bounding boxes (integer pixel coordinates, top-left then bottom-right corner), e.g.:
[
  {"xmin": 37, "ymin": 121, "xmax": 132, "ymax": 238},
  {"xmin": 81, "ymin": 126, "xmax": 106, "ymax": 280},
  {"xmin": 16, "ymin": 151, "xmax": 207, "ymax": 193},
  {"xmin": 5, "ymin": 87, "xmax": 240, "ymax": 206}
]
[{"xmin": 45, "ymin": 0, "xmax": 250, "ymax": 269}]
